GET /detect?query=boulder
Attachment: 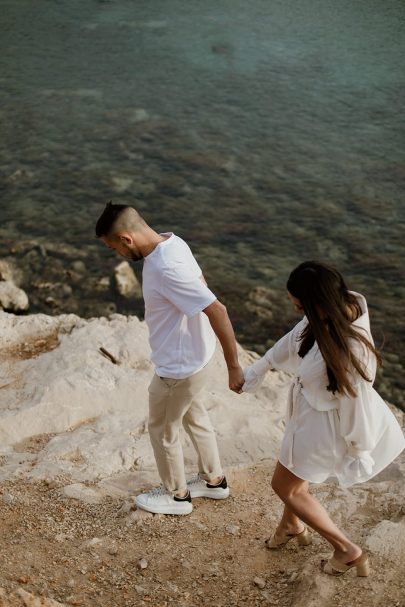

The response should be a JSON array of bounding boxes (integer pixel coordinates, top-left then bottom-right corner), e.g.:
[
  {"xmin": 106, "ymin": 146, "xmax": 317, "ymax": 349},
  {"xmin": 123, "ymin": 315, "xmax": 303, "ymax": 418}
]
[
  {"xmin": 0, "ymin": 281, "xmax": 29, "ymax": 312},
  {"xmin": 113, "ymin": 261, "xmax": 142, "ymax": 299},
  {"xmin": 0, "ymin": 311, "xmax": 287, "ymax": 495}
]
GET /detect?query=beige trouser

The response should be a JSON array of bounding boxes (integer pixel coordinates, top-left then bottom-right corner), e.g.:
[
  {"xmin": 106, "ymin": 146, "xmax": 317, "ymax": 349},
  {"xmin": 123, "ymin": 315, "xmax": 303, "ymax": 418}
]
[{"xmin": 148, "ymin": 361, "xmax": 223, "ymax": 494}]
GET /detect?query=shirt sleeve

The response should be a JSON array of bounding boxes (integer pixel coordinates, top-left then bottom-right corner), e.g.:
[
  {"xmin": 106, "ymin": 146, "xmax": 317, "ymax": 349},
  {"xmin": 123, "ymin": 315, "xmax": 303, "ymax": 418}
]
[
  {"xmin": 160, "ymin": 264, "xmax": 217, "ymax": 318},
  {"xmin": 338, "ymin": 336, "xmax": 379, "ymax": 452},
  {"xmin": 338, "ymin": 381, "xmax": 380, "ymax": 453},
  {"xmin": 338, "ymin": 381, "xmax": 380, "ymax": 482},
  {"xmin": 264, "ymin": 318, "xmax": 307, "ymax": 374},
  {"xmin": 337, "ymin": 338, "xmax": 381, "ymax": 482}
]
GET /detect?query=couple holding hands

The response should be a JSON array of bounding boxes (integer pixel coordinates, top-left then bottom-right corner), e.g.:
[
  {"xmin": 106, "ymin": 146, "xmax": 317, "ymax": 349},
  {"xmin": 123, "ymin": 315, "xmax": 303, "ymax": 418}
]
[{"xmin": 95, "ymin": 202, "xmax": 404, "ymax": 578}]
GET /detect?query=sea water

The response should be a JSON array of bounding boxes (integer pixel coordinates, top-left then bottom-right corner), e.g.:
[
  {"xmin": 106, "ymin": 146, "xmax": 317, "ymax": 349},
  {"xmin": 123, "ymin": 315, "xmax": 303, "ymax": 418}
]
[{"xmin": 0, "ymin": 0, "xmax": 404, "ymax": 406}]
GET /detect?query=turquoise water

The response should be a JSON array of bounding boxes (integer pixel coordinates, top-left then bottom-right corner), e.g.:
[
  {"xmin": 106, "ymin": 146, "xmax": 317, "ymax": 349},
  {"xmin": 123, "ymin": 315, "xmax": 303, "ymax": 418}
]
[{"xmin": 1, "ymin": 1, "xmax": 404, "ymax": 406}]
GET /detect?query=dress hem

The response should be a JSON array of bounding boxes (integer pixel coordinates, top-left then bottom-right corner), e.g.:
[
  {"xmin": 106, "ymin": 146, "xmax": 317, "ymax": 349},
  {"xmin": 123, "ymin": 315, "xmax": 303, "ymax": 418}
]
[{"xmin": 279, "ymin": 443, "xmax": 405, "ymax": 488}]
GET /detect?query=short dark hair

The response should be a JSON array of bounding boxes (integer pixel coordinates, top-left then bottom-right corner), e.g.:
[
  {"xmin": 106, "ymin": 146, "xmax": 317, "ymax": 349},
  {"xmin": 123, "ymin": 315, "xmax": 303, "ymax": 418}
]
[{"xmin": 95, "ymin": 201, "xmax": 129, "ymax": 237}]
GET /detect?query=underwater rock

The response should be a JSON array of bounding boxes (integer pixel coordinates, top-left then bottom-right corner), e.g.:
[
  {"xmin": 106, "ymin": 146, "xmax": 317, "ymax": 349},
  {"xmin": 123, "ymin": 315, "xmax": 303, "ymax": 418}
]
[
  {"xmin": 113, "ymin": 261, "xmax": 142, "ymax": 299},
  {"xmin": 0, "ymin": 280, "xmax": 29, "ymax": 312},
  {"xmin": 245, "ymin": 286, "xmax": 273, "ymax": 320}
]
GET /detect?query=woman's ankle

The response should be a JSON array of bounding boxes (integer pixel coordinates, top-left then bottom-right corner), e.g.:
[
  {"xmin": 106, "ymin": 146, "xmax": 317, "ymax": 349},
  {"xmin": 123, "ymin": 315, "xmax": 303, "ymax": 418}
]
[
  {"xmin": 333, "ymin": 543, "xmax": 362, "ymax": 563},
  {"xmin": 277, "ymin": 522, "xmax": 305, "ymax": 536}
]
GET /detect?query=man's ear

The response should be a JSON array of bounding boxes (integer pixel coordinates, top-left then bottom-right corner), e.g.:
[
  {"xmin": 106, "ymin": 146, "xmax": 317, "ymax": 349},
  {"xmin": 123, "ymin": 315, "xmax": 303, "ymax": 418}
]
[{"xmin": 119, "ymin": 233, "xmax": 132, "ymax": 246}]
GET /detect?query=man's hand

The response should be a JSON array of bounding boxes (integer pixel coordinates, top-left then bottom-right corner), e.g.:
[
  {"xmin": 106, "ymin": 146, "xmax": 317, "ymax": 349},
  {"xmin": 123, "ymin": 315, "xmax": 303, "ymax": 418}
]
[
  {"xmin": 228, "ymin": 366, "xmax": 245, "ymax": 393},
  {"xmin": 203, "ymin": 300, "xmax": 244, "ymax": 393}
]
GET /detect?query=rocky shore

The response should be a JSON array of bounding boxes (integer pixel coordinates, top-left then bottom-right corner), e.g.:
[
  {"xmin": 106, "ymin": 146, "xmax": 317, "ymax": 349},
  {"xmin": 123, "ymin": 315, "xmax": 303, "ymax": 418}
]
[
  {"xmin": 0, "ymin": 250, "xmax": 403, "ymax": 412},
  {"xmin": 0, "ymin": 306, "xmax": 404, "ymax": 607}
]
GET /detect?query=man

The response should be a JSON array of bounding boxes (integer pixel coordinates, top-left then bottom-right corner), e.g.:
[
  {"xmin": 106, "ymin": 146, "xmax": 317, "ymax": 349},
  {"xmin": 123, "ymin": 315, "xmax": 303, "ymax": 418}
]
[{"xmin": 95, "ymin": 202, "xmax": 244, "ymax": 515}]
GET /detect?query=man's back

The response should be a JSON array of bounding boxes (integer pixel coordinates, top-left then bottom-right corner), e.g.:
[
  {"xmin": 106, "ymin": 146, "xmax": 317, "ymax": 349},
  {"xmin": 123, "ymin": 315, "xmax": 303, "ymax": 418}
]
[{"xmin": 142, "ymin": 233, "xmax": 217, "ymax": 379}]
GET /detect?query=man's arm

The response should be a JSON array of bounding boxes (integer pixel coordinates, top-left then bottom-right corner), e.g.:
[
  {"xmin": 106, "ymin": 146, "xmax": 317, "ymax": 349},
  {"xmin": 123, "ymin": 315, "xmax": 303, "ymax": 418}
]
[{"xmin": 203, "ymin": 299, "xmax": 244, "ymax": 393}]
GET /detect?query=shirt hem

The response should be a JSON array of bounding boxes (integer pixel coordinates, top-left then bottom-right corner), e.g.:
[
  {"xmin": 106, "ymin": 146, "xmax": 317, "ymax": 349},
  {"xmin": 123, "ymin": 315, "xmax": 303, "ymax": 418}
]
[{"xmin": 154, "ymin": 347, "xmax": 216, "ymax": 380}]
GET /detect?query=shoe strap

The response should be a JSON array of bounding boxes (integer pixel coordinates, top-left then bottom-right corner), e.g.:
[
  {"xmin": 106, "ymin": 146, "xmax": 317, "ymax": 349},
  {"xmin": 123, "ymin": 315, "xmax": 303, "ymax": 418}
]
[{"xmin": 326, "ymin": 556, "xmax": 350, "ymax": 573}]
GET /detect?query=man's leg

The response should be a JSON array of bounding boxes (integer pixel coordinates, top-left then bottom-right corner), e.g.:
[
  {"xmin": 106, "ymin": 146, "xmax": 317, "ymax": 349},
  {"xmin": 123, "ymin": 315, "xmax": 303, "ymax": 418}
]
[
  {"xmin": 183, "ymin": 394, "xmax": 223, "ymax": 482},
  {"xmin": 183, "ymin": 394, "xmax": 230, "ymax": 499},
  {"xmin": 179, "ymin": 363, "xmax": 229, "ymax": 499},
  {"xmin": 134, "ymin": 374, "xmax": 196, "ymax": 515},
  {"xmin": 136, "ymin": 364, "xmax": 228, "ymax": 512},
  {"xmin": 147, "ymin": 374, "xmax": 190, "ymax": 495}
]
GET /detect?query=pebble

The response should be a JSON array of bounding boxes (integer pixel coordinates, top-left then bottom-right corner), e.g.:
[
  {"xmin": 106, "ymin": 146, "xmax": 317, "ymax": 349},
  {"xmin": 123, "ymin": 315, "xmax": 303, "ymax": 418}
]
[
  {"xmin": 117, "ymin": 500, "xmax": 135, "ymax": 515},
  {"xmin": 137, "ymin": 558, "xmax": 148, "ymax": 570},
  {"xmin": 191, "ymin": 520, "xmax": 208, "ymax": 531},
  {"xmin": 124, "ymin": 509, "xmax": 153, "ymax": 526},
  {"xmin": 71, "ymin": 261, "xmax": 86, "ymax": 273},
  {"xmin": 97, "ymin": 277, "xmax": 110, "ymax": 288},
  {"xmin": 2, "ymin": 493, "xmax": 15, "ymax": 505},
  {"xmin": 83, "ymin": 537, "xmax": 102, "ymax": 548},
  {"xmin": 253, "ymin": 577, "xmax": 266, "ymax": 589},
  {"xmin": 226, "ymin": 524, "xmax": 240, "ymax": 535}
]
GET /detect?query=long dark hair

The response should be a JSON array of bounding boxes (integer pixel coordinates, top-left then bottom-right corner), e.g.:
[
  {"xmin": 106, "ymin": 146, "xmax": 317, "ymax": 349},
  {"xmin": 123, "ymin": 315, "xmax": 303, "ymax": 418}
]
[{"xmin": 287, "ymin": 261, "xmax": 381, "ymax": 397}]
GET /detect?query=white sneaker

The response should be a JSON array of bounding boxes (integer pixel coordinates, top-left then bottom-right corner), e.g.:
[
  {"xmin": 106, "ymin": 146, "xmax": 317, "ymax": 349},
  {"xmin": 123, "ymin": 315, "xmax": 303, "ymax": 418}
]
[
  {"xmin": 134, "ymin": 486, "xmax": 193, "ymax": 515},
  {"xmin": 187, "ymin": 475, "xmax": 230, "ymax": 499}
]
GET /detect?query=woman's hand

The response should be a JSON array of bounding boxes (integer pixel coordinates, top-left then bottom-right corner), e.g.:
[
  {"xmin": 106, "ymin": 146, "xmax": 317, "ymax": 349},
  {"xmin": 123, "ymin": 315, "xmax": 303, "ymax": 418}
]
[{"xmin": 242, "ymin": 356, "xmax": 272, "ymax": 393}]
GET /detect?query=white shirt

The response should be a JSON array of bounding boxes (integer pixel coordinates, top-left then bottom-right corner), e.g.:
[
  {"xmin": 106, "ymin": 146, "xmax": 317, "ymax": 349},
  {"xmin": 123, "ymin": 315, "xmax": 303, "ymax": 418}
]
[
  {"xmin": 142, "ymin": 233, "xmax": 217, "ymax": 379},
  {"xmin": 243, "ymin": 292, "xmax": 405, "ymax": 486}
]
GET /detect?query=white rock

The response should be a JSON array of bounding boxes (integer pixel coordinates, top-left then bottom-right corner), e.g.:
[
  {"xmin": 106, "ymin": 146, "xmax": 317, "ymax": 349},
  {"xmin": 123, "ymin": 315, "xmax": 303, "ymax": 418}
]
[
  {"xmin": 0, "ymin": 281, "xmax": 29, "ymax": 312},
  {"xmin": 1, "ymin": 493, "xmax": 15, "ymax": 505},
  {"xmin": 82, "ymin": 537, "xmax": 103, "ymax": 548},
  {"xmin": 60, "ymin": 484, "xmax": 104, "ymax": 504},
  {"xmin": 253, "ymin": 576, "xmax": 266, "ymax": 589},
  {"xmin": 117, "ymin": 500, "xmax": 135, "ymax": 515},
  {"xmin": 97, "ymin": 276, "xmax": 110, "ymax": 289},
  {"xmin": 113, "ymin": 261, "xmax": 142, "ymax": 298},
  {"xmin": 226, "ymin": 524, "xmax": 240, "ymax": 535},
  {"xmin": 365, "ymin": 519, "xmax": 405, "ymax": 560},
  {"xmin": 124, "ymin": 509, "xmax": 153, "ymax": 526},
  {"xmin": 0, "ymin": 310, "xmax": 294, "ymax": 499},
  {"xmin": 0, "ymin": 313, "xmax": 150, "ymax": 448},
  {"xmin": 137, "ymin": 557, "xmax": 148, "ymax": 569},
  {"xmin": 0, "ymin": 259, "xmax": 20, "ymax": 283}
]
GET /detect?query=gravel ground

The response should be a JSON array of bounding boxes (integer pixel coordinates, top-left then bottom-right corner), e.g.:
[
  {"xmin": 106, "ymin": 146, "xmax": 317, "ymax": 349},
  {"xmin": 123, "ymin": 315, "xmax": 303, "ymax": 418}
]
[{"xmin": 1, "ymin": 463, "xmax": 405, "ymax": 607}]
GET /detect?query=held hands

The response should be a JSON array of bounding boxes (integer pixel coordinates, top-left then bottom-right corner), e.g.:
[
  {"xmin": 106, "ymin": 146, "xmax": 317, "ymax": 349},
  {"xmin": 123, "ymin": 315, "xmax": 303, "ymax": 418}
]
[
  {"xmin": 228, "ymin": 366, "xmax": 245, "ymax": 393},
  {"xmin": 242, "ymin": 355, "xmax": 272, "ymax": 393},
  {"xmin": 228, "ymin": 355, "xmax": 272, "ymax": 394}
]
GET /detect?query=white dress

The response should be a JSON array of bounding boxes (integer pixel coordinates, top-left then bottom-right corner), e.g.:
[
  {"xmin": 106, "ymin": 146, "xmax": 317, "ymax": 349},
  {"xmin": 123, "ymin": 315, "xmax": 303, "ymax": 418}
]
[{"xmin": 243, "ymin": 292, "xmax": 405, "ymax": 487}]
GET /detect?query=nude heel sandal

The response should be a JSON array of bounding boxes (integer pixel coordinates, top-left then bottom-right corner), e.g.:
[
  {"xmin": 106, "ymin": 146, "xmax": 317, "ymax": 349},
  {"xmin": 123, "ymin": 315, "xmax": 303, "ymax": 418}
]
[
  {"xmin": 265, "ymin": 527, "xmax": 312, "ymax": 549},
  {"xmin": 322, "ymin": 553, "xmax": 370, "ymax": 577}
]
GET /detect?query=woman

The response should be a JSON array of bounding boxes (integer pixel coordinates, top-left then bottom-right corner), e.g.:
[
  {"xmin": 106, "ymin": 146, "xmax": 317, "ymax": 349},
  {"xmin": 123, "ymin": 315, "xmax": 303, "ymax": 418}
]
[{"xmin": 243, "ymin": 261, "xmax": 405, "ymax": 577}]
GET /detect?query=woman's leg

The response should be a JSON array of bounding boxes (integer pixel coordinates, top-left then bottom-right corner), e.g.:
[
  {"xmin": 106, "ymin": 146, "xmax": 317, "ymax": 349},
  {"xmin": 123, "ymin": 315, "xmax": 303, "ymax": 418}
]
[
  {"xmin": 271, "ymin": 461, "xmax": 362, "ymax": 562},
  {"xmin": 275, "ymin": 504, "xmax": 306, "ymax": 537}
]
